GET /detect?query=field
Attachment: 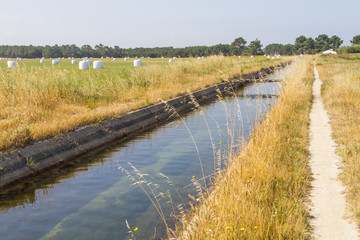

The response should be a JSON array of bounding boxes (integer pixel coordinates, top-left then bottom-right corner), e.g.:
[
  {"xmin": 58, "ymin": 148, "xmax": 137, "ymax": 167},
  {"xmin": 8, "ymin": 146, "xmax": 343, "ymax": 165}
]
[
  {"xmin": 316, "ymin": 54, "xmax": 360, "ymax": 227},
  {"xmin": 0, "ymin": 56, "xmax": 291, "ymax": 152}
]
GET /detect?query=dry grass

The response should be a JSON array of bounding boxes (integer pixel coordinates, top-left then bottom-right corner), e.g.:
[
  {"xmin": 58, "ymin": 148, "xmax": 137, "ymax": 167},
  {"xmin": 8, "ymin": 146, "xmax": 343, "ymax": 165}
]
[
  {"xmin": 0, "ymin": 56, "xmax": 292, "ymax": 152},
  {"xmin": 316, "ymin": 54, "xmax": 360, "ymax": 226},
  {"xmin": 179, "ymin": 56, "xmax": 314, "ymax": 239}
]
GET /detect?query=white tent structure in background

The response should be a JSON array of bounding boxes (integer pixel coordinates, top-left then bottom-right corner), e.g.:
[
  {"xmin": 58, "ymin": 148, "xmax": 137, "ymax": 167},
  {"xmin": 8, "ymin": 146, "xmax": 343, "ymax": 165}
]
[{"xmin": 322, "ymin": 49, "xmax": 337, "ymax": 55}]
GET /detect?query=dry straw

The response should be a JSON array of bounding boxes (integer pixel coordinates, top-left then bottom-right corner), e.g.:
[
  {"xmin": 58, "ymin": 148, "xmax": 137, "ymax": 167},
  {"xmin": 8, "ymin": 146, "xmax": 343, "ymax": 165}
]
[{"xmin": 0, "ymin": 56, "xmax": 291, "ymax": 151}]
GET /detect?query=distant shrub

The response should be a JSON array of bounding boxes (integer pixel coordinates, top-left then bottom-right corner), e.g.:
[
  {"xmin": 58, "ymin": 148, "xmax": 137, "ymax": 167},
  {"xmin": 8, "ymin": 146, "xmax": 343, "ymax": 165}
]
[{"xmin": 338, "ymin": 45, "xmax": 360, "ymax": 54}]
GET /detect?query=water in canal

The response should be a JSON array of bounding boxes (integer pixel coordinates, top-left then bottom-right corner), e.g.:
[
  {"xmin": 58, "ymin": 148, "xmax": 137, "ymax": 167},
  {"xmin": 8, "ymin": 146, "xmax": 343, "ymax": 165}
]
[{"xmin": 0, "ymin": 69, "xmax": 288, "ymax": 240}]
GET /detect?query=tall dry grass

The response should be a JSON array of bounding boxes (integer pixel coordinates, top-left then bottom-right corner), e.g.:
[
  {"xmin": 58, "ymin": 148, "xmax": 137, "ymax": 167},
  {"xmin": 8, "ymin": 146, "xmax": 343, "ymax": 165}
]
[
  {"xmin": 0, "ymin": 56, "xmax": 291, "ymax": 151},
  {"xmin": 179, "ymin": 56, "xmax": 313, "ymax": 239},
  {"xmin": 316, "ymin": 54, "xmax": 360, "ymax": 226}
]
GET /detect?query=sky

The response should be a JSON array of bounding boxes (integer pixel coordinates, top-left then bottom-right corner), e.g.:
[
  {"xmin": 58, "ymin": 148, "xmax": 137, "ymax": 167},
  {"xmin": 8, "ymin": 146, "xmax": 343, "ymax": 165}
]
[{"xmin": 0, "ymin": 0, "xmax": 358, "ymax": 48}]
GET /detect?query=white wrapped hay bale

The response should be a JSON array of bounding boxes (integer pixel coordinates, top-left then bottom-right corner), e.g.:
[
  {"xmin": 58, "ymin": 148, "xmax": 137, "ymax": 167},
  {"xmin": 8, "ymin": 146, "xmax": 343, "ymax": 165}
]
[
  {"xmin": 198, "ymin": 57, "xmax": 201, "ymax": 60},
  {"xmin": 133, "ymin": 60, "xmax": 142, "ymax": 67},
  {"xmin": 124, "ymin": 57, "xmax": 128, "ymax": 61},
  {"xmin": 71, "ymin": 60, "xmax": 77, "ymax": 64},
  {"xmin": 7, "ymin": 61, "xmax": 16, "ymax": 68},
  {"xmin": 169, "ymin": 59, "xmax": 173, "ymax": 63},
  {"xmin": 79, "ymin": 60, "xmax": 90, "ymax": 69},
  {"xmin": 173, "ymin": 57, "xmax": 177, "ymax": 59},
  {"xmin": 239, "ymin": 56, "xmax": 241, "ymax": 58},
  {"xmin": 113, "ymin": 58, "xmax": 116, "ymax": 61},
  {"xmin": 93, "ymin": 61, "xmax": 103, "ymax": 69},
  {"xmin": 162, "ymin": 56, "xmax": 164, "ymax": 59},
  {"xmin": 251, "ymin": 55, "xmax": 254, "ymax": 58},
  {"xmin": 86, "ymin": 60, "xmax": 91, "ymax": 65},
  {"xmin": 40, "ymin": 58, "xmax": 45, "ymax": 63},
  {"xmin": 52, "ymin": 60, "xmax": 60, "ymax": 64}
]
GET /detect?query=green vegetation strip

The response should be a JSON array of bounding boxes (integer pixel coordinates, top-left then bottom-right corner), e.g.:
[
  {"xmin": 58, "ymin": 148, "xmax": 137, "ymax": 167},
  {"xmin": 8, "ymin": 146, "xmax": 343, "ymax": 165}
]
[
  {"xmin": 316, "ymin": 54, "xmax": 360, "ymax": 227},
  {"xmin": 180, "ymin": 57, "xmax": 313, "ymax": 239}
]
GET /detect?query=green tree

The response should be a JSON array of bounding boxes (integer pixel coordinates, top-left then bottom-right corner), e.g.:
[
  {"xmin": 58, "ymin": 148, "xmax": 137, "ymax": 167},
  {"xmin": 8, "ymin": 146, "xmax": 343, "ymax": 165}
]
[
  {"xmin": 315, "ymin": 34, "xmax": 330, "ymax": 52},
  {"xmin": 294, "ymin": 35, "xmax": 307, "ymax": 54},
  {"xmin": 351, "ymin": 35, "xmax": 360, "ymax": 45},
  {"xmin": 94, "ymin": 44, "xmax": 105, "ymax": 57},
  {"xmin": 42, "ymin": 45, "xmax": 62, "ymax": 58},
  {"xmin": 303, "ymin": 37, "xmax": 316, "ymax": 54},
  {"xmin": 81, "ymin": 45, "xmax": 94, "ymax": 57},
  {"xmin": 264, "ymin": 43, "xmax": 286, "ymax": 55},
  {"xmin": 70, "ymin": 44, "xmax": 81, "ymax": 58},
  {"xmin": 265, "ymin": 43, "xmax": 295, "ymax": 55},
  {"xmin": 230, "ymin": 37, "xmax": 247, "ymax": 55},
  {"xmin": 248, "ymin": 39, "xmax": 263, "ymax": 55},
  {"xmin": 283, "ymin": 44, "xmax": 294, "ymax": 55},
  {"xmin": 329, "ymin": 35, "xmax": 343, "ymax": 49}
]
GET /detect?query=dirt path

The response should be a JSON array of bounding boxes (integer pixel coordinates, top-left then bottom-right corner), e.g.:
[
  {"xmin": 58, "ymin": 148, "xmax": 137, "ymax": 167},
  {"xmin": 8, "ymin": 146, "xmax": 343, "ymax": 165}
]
[{"xmin": 309, "ymin": 63, "xmax": 358, "ymax": 239}]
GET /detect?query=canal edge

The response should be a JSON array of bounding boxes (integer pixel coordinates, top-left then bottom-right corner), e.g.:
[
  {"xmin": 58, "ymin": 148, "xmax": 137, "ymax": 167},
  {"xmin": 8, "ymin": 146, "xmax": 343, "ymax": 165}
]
[{"xmin": 0, "ymin": 63, "xmax": 289, "ymax": 189}]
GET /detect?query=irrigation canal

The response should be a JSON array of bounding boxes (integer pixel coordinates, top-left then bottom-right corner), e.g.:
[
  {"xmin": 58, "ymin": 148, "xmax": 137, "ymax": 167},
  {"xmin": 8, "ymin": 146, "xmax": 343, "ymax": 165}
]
[{"xmin": 0, "ymin": 68, "xmax": 290, "ymax": 240}]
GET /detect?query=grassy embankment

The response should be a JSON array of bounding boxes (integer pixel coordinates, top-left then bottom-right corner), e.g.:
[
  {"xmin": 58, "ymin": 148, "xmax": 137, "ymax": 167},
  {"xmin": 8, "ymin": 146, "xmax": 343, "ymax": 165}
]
[
  {"xmin": 0, "ymin": 56, "xmax": 290, "ymax": 152},
  {"xmin": 316, "ymin": 54, "xmax": 360, "ymax": 227},
  {"xmin": 179, "ymin": 56, "xmax": 314, "ymax": 239}
]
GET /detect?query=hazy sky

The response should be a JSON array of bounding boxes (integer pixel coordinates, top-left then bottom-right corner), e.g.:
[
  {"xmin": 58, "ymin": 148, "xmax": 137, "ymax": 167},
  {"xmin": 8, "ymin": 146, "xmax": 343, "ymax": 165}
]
[{"xmin": 0, "ymin": 0, "xmax": 358, "ymax": 48}]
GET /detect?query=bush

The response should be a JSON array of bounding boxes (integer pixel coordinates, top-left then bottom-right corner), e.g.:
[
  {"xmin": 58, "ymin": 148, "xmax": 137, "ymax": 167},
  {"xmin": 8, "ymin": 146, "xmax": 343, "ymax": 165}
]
[{"xmin": 338, "ymin": 45, "xmax": 360, "ymax": 54}]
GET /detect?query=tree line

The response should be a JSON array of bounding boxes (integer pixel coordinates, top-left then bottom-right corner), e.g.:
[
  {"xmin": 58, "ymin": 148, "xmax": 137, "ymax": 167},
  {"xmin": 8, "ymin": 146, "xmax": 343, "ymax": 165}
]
[{"xmin": 0, "ymin": 34, "xmax": 359, "ymax": 59}]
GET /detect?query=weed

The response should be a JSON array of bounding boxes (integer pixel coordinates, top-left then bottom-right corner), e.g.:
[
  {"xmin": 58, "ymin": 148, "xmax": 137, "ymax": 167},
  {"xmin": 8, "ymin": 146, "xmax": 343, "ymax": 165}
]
[{"xmin": 25, "ymin": 157, "xmax": 35, "ymax": 167}]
